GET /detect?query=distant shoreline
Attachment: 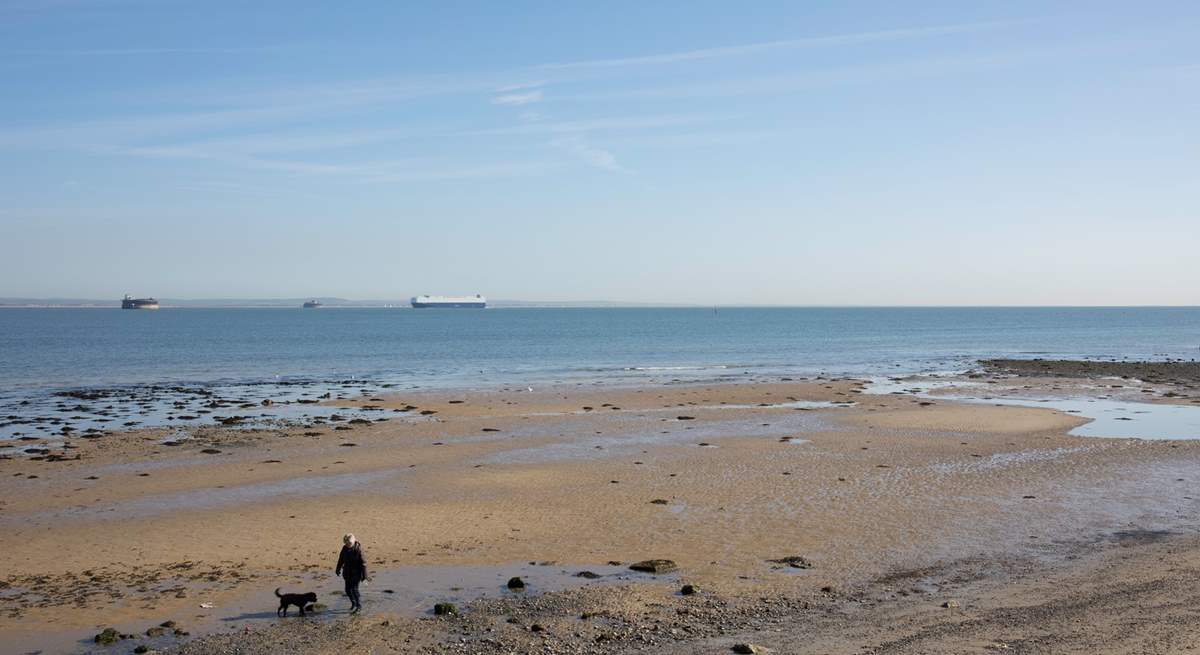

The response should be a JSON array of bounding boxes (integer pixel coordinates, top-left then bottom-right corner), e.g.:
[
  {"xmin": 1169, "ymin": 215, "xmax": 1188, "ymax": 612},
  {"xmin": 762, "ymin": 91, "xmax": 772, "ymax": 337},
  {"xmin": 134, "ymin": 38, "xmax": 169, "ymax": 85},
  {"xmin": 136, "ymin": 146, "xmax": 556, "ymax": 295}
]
[
  {"xmin": 1, "ymin": 303, "xmax": 1198, "ymax": 309},
  {"xmin": 0, "ymin": 300, "xmax": 701, "ymax": 309}
]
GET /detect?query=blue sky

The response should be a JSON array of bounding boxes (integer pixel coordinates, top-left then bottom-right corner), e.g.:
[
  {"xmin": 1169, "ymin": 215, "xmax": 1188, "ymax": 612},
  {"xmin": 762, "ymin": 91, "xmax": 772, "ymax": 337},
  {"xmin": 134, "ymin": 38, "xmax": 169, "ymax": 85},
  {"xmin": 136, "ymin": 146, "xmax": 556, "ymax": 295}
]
[{"xmin": 1, "ymin": 0, "xmax": 1197, "ymax": 304}]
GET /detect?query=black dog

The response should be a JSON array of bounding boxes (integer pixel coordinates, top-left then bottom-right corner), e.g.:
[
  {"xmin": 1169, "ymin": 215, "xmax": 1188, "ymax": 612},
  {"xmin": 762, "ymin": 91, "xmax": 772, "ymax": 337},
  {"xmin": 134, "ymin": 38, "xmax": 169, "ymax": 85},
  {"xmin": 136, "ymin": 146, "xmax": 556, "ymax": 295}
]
[{"xmin": 275, "ymin": 587, "xmax": 318, "ymax": 617}]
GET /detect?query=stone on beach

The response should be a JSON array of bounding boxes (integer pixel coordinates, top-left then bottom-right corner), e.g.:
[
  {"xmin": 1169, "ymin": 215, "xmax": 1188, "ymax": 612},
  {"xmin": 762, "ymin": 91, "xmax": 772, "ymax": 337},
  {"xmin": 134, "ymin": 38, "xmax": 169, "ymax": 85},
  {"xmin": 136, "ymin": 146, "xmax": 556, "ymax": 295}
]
[
  {"xmin": 629, "ymin": 559, "xmax": 678, "ymax": 574},
  {"xmin": 768, "ymin": 556, "xmax": 813, "ymax": 569},
  {"xmin": 94, "ymin": 627, "xmax": 121, "ymax": 644}
]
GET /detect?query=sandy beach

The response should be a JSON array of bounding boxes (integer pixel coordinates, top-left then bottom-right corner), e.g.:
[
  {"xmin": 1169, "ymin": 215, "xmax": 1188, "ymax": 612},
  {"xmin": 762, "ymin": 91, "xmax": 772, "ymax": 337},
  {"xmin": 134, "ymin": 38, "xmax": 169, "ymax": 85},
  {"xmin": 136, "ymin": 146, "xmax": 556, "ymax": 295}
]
[{"xmin": 3, "ymin": 366, "xmax": 1200, "ymax": 654}]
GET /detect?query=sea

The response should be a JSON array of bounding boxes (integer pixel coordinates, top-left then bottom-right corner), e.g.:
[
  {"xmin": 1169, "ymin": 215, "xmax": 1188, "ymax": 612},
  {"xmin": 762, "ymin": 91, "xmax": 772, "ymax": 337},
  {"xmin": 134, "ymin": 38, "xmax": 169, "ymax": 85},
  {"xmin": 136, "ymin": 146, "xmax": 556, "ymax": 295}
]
[{"xmin": 1, "ymin": 306, "xmax": 1197, "ymax": 440}]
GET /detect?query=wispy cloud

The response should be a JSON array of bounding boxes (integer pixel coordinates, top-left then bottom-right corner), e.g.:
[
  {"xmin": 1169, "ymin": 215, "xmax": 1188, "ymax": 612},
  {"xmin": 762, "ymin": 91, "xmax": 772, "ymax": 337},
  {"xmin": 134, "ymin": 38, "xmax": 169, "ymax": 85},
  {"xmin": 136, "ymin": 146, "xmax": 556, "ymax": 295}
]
[
  {"xmin": 554, "ymin": 39, "xmax": 1144, "ymax": 103},
  {"xmin": 491, "ymin": 90, "xmax": 544, "ymax": 106},
  {"xmin": 495, "ymin": 81, "xmax": 546, "ymax": 93},
  {"xmin": 365, "ymin": 160, "xmax": 558, "ymax": 182},
  {"xmin": 102, "ymin": 143, "xmax": 556, "ymax": 183},
  {"xmin": 0, "ymin": 18, "xmax": 1043, "ymax": 185},
  {"xmin": 537, "ymin": 21, "xmax": 1018, "ymax": 71},
  {"xmin": 0, "ymin": 105, "xmax": 319, "ymax": 149},
  {"xmin": 551, "ymin": 136, "xmax": 621, "ymax": 172},
  {"xmin": 108, "ymin": 20, "xmax": 1020, "ymax": 115},
  {"xmin": 144, "ymin": 128, "xmax": 434, "ymax": 155},
  {"xmin": 468, "ymin": 114, "xmax": 724, "ymax": 136}
]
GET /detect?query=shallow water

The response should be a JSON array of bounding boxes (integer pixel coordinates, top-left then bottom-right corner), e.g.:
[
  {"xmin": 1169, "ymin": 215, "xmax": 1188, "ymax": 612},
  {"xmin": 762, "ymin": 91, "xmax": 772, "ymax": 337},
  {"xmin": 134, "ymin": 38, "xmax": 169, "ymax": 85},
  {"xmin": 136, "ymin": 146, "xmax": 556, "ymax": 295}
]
[
  {"xmin": 863, "ymin": 377, "xmax": 1200, "ymax": 440},
  {"xmin": 0, "ymin": 469, "xmax": 404, "ymax": 527},
  {"xmin": 478, "ymin": 410, "xmax": 836, "ymax": 465}
]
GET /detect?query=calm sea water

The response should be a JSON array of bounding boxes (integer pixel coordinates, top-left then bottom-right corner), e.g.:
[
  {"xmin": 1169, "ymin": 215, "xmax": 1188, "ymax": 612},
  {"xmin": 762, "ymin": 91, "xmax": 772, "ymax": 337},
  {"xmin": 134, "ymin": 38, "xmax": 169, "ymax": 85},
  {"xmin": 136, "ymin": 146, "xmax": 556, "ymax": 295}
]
[
  {"xmin": 2, "ymin": 307, "xmax": 1197, "ymax": 393},
  {"xmin": 1, "ymin": 307, "xmax": 1197, "ymax": 441}
]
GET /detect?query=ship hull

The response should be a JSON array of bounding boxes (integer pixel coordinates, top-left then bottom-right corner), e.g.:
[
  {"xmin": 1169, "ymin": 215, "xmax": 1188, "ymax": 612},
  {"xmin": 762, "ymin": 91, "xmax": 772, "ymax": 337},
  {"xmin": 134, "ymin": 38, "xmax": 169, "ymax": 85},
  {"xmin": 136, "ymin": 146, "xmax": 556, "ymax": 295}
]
[
  {"xmin": 121, "ymin": 300, "xmax": 159, "ymax": 309},
  {"xmin": 411, "ymin": 302, "xmax": 486, "ymax": 309}
]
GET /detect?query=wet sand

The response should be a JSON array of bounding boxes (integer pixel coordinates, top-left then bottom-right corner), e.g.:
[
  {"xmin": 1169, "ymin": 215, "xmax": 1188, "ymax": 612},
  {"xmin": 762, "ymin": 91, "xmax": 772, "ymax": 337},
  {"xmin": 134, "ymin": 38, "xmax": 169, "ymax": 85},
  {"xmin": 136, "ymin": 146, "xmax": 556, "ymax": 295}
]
[{"xmin": 2, "ymin": 374, "xmax": 1199, "ymax": 653}]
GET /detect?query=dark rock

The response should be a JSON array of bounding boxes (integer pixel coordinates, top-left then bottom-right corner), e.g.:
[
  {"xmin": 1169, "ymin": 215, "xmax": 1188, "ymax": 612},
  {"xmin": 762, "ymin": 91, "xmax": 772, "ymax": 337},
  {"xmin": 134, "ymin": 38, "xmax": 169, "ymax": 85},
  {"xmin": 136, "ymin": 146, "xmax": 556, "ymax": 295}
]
[
  {"xmin": 680, "ymin": 584, "xmax": 698, "ymax": 595},
  {"xmin": 732, "ymin": 644, "xmax": 764, "ymax": 654},
  {"xmin": 433, "ymin": 602, "xmax": 457, "ymax": 616},
  {"xmin": 649, "ymin": 498, "xmax": 669, "ymax": 505},
  {"xmin": 575, "ymin": 571, "xmax": 601, "ymax": 579},
  {"xmin": 506, "ymin": 576, "xmax": 526, "ymax": 590},
  {"xmin": 94, "ymin": 628, "xmax": 120, "ymax": 645},
  {"xmin": 629, "ymin": 559, "xmax": 677, "ymax": 574},
  {"xmin": 677, "ymin": 416, "xmax": 695, "ymax": 421},
  {"xmin": 768, "ymin": 556, "xmax": 813, "ymax": 569}
]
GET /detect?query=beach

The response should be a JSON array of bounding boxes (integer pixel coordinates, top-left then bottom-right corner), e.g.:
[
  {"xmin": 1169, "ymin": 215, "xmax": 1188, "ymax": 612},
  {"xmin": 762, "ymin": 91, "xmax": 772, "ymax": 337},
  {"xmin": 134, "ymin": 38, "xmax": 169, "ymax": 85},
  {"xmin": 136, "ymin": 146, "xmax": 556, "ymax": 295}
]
[
  {"xmin": 3, "ymin": 364, "xmax": 1200, "ymax": 653},
  {"xmin": 8, "ymin": 0, "xmax": 1200, "ymax": 649}
]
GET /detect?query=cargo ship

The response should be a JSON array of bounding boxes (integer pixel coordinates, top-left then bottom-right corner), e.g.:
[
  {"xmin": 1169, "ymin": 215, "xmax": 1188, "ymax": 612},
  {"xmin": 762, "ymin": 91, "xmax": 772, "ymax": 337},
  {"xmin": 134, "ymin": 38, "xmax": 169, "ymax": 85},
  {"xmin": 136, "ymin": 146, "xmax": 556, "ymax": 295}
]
[
  {"xmin": 411, "ymin": 294, "xmax": 486, "ymax": 308},
  {"xmin": 302, "ymin": 300, "xmax": 322, "ymax": 309},
  {"xmin": 121, "ymin": 295, "xmax": 159, "ymax": 310}
]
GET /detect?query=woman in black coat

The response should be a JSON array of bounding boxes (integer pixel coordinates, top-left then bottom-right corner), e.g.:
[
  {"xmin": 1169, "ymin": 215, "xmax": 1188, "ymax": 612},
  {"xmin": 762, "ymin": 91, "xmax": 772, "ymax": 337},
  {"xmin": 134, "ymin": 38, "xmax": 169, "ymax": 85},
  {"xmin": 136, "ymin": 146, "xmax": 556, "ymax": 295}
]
[{"xmin": 335, "ymin": 533, "xmax": 368, "ymax": 612}]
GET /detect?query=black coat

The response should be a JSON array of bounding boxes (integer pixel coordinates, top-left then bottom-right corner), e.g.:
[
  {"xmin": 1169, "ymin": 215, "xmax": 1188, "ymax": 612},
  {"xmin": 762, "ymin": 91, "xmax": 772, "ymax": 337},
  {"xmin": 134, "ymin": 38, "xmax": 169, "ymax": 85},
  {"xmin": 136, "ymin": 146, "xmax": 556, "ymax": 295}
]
[{"xmin": 336, "ymin": 544, "xmax": 367, "ymax": 582}]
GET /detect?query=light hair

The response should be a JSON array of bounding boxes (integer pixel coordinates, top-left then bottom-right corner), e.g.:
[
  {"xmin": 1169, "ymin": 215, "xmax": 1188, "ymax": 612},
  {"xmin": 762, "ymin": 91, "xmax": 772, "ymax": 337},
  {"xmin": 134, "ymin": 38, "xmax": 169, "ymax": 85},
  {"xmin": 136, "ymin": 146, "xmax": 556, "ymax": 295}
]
[{"xmin": 343, "ymin": 533, "xmax": 356, "ymax": 546}]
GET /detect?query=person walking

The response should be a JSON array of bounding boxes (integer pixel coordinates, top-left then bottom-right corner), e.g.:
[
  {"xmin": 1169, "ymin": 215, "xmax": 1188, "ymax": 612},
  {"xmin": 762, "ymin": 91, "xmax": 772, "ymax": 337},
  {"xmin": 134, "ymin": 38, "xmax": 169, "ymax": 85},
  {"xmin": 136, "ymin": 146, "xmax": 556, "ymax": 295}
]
[{"xmin": 335, "ymin": 533, "xmax": 368, "ymax": 613}]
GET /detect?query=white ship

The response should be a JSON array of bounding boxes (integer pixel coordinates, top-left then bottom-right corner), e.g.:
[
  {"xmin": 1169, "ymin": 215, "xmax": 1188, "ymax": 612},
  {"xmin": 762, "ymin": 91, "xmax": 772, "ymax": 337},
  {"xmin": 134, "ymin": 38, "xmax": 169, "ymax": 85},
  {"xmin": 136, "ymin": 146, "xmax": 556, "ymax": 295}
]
[{"xmin": 411, "ymin": 294, "xmax": 486, "ymax": 309}]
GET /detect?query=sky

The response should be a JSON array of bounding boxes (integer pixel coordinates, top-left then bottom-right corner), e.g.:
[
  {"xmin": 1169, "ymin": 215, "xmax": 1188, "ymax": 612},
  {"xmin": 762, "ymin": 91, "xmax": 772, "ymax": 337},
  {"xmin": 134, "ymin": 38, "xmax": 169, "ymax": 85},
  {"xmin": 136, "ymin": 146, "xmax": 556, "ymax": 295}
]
[{"xmin": 1, "ymin": 0, "xmax": 1197, "ymax": 305}]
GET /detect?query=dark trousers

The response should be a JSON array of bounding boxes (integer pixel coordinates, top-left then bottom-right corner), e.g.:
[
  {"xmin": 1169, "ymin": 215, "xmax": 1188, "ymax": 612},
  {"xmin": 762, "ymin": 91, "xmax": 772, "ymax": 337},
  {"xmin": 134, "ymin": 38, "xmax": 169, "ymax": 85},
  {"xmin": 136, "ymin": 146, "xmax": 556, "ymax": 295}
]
[{"xmin": 344, "ymin": 575, "xmax": 362, "ymax": 607}]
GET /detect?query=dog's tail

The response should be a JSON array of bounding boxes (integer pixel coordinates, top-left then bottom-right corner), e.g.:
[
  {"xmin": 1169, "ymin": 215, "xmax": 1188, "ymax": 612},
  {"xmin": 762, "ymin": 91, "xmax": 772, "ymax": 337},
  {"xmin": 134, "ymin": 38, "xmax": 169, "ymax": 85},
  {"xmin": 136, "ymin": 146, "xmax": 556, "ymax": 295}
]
[{"xmin": 274, "ymin": 587, "xmax": 282, "ymax": 598}]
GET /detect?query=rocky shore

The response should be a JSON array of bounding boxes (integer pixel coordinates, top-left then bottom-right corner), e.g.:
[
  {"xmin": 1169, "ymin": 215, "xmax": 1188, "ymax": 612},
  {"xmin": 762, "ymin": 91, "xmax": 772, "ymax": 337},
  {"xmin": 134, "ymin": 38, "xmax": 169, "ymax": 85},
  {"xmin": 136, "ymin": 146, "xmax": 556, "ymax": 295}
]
[{"xmin": 980, "ymin": 358, "xmax": 1200, "ymax": 387}]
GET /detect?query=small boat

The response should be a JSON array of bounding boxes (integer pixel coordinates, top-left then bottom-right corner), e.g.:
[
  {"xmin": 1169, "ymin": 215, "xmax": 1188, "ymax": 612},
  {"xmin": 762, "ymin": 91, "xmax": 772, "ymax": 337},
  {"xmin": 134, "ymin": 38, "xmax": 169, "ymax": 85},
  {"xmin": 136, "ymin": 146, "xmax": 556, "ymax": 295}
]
[
  {"xmin": 121, "ymin": 295, "xmax": 159, "ymax": 310},
  {"xmin": 302, "ymin": 300, "xmax": 322, "ymax": 309}
]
